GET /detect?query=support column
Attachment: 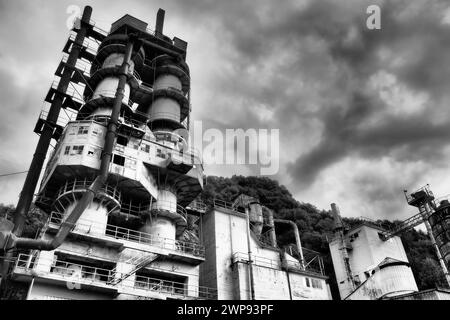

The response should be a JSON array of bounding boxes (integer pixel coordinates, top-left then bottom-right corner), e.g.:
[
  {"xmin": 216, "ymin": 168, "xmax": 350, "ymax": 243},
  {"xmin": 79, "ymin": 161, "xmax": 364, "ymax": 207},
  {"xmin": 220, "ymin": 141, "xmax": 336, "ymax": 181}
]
[{"xmin": 13, "ymin": 6, "xmax": 93, "ymax": 236}]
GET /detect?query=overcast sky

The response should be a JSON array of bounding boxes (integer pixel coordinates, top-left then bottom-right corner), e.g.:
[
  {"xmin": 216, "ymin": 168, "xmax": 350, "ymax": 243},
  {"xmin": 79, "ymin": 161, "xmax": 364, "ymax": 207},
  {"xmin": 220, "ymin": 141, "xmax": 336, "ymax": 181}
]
[{"xmin": 1, "ymin": 0, "xmax": 450, "ymax": 222}]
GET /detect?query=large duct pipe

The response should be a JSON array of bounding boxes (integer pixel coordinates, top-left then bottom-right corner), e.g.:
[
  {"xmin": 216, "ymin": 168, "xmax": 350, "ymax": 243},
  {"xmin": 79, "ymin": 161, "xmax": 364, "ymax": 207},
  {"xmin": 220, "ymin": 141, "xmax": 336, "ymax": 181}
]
[
  {"xmin": 12, "ymin": 6, "xmax": 93, "ymax": 236},
  {"xmin": 13, "ymin": 37, "xmax": 137, "ymax": 251},
  {"xmin": 262, "ymin": 206, "xmax": 277, "ymax": 247},
  {"xmin": 274, "ymin": 219, "xmax": 304, "ymax": 267}
]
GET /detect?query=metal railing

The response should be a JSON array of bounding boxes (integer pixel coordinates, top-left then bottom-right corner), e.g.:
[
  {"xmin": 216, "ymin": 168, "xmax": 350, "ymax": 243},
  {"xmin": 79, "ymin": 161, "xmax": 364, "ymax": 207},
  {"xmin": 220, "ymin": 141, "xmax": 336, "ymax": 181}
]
[
  {"xmin": 61, "ymin": 53, "xmax": 91, "ymax": 78},
  {"xmin": 284, "ymin": 244, "xmax": 325, "ymax": 276},
  {"xmin": 186, "ymin": 199, "xmax": 208, "ymax": 213},
  {"xmin": 433, "ymin": 194, "xmax": 450, "ymax": 207},
  {"xmin": 232, "ymin": 252, "xmax": 281, "ymax": 269},
  {"xmin": 68, "ymin": 31, "xmax": 99, "ymax": 56},
  {"xmin": 134, "ymin": 275, "xmax": 217, "ymax": 299},
  {"xmin": 184, "ymin": 199, "xmax": 246, "ymax": 214},
  {"xmin": 37, "ymin": 109, "xmax": 70, "ymax": 129},
  {"xmin": 72, "ymin": 17, "xmax": 109, "ymax": 37},
  {"xmin": 55, "ymin": 179, "xmax": 121, "ymax": 204},
  {"xmin": 89, "ymin": 89, "xmax": 131, "ymax": 104},
  {"xmin": 233, "ymin": 249, "xmax": 325, "ymax": 277},
  {"xmin": 15, "ymin": 253, "xmax": 114, "ymax": 284},
  {"xmin": 151, "ymin": 199, "xmax": 188, "ymax": 220},
  {"xmin": 50, "ymin": 79, "xmax": 85, "ymax": 105},
  {"xmin": 74, "ymin": 112, "xmax": 147, "ymax": 130},
  {"xmin": 48, "ymin": 213, "xmax": 204, "ymax": 257},
  {"xmin": 404, "ymin": 184, "xmax": 434, "ymax": 204},
  {"xmin": 15, "ymin": 253, "xmax": 214, "ymax": 299}
]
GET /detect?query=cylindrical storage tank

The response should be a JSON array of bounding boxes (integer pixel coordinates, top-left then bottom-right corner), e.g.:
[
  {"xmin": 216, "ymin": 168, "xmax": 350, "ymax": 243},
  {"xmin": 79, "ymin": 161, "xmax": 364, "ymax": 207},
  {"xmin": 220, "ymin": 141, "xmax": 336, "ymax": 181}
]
[
  {"xmin": 141, "ymin": 217, "xmax": 176, "ymax": 241},
  {"xmin": 102, "ymin": 53, "xmax": 135, "ymax": 73},
  {"xmin": 149, "ymin": 98, "xmax": 180, "ymax": 123},
  {"xmin": 142, "ymin": 189, "xmax": 179, "ymax": 241},
  {"xmin": 429, "ymin": 200, "xmax": 450, "ymax": 267},
  {"xmin": 154, "ymin": 74, "xmax": 182, "ymax": 91},
  {"xmin": 90, "ymin": 106, "xmax": 113, "ymax": 118},
  {"xmin": 64, "ymin": 200, "xmax": 109, "ymax": 236},
  {"xmin": 152, "ymin": 189, "xmax": 177, "ymax": 213},
  {"xmin": 93, "ymin": 77, "xmax": 130, "ymax": 105},
  {"xmin": 249, "ymin": 202, "xmax": 263, "ymax": 236}
]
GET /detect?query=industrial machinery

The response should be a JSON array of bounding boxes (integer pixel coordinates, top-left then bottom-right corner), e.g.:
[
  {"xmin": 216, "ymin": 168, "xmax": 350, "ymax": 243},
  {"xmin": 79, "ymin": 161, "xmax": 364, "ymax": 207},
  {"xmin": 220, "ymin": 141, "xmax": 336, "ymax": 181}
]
[{"xmin": 0, "ymin": 6, "xmax": 209, "ymax": 300}]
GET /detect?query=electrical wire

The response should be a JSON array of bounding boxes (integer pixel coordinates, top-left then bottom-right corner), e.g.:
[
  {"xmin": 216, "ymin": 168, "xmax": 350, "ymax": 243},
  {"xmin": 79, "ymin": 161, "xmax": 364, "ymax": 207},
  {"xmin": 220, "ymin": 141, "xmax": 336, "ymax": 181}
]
[{"xmin": 0, "ymin": 171, "xmax": 28, "ymax": 178}]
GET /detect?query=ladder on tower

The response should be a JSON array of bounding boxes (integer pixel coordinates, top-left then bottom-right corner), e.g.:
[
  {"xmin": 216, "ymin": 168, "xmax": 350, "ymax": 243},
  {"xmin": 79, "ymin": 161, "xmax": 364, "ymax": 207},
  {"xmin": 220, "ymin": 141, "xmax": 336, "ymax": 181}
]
[{"xmin": 108, "ymin": 252, "xmax": 159, "ymax": 286}]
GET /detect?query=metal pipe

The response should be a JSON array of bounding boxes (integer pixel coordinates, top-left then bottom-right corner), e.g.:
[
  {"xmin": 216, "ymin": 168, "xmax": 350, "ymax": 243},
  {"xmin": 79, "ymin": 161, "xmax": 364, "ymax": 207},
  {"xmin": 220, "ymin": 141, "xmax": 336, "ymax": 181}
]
[
  {"xmin": 245, "ymin": 207, "xmax": 255, "ymax": 300},
  {"xmin": 26, "ymin": 277, "xmax": 35, "ymax": 300},
  {"xmin": 264, "ymin": 206, "xmax": 277, "ymax": 247},
  {"xmin": 274, "ymin": 219, "xmax": 304, "ymax": 267},
  {"xmin": 12, "ymin": 6, "xmax": 93, "ymax": 236},
  {"xmin": 13, "ymin": 37, "xmax": 136, "ymax": 251},
  {"xmin": 286, "ymin": 269, "xmax": 293, "ymax": 300}
]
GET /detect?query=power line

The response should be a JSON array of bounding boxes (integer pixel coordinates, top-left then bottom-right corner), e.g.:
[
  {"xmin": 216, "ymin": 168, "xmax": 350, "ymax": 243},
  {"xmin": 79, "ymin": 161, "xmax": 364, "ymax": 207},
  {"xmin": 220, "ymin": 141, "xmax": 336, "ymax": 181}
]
[{"xmin": 0, "ymin": 170, "xmax": 28, "ymax": 178}]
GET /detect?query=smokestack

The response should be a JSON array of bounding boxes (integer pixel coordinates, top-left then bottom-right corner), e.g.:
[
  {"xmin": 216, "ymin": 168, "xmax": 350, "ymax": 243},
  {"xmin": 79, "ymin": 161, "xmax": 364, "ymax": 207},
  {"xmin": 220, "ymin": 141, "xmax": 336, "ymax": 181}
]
[
  {"xmin": 331, "ymin": 203, "xmax": 344, "ymax": 232},
  {"xmin": 155, "ymin": 8, "xmax": 165, "ymax": 37}
]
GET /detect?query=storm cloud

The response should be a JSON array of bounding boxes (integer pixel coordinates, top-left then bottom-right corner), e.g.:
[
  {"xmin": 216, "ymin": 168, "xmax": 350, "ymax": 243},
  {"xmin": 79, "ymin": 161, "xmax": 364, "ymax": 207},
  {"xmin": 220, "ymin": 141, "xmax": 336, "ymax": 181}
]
[{"xmin": 1, "ymin": 0, "xmax": 450, "ymax": 221}]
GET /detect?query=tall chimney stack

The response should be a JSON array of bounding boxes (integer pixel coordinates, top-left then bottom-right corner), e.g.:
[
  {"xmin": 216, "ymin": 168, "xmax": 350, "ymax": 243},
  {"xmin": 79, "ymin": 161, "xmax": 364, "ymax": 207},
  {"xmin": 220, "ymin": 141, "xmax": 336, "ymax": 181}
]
[{"xmin": 155, "ymin": 8, "xmax": 165, "ymax": 37}]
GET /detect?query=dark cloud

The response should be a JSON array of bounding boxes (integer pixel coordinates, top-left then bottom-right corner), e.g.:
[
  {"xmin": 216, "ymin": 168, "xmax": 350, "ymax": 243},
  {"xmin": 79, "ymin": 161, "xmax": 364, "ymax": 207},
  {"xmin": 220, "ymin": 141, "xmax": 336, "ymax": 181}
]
[{"xmin": 1, "ymin": 0, "xmax": 450, "ymax": 218}]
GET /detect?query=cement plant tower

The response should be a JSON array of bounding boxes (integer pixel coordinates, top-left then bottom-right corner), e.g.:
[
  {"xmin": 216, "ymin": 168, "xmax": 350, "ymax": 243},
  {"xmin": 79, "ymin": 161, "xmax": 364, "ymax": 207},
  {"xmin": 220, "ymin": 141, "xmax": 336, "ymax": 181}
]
[{"xmin": 0, "ymin": 6, "xmax": 210, "ymax": 299}]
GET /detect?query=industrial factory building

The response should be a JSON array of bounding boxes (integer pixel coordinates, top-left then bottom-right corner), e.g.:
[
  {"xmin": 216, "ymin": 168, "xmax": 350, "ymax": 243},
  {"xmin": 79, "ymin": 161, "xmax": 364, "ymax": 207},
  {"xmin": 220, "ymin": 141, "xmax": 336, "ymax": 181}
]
[
  {"xmin": 0, "ymin": 6, "xmax": 330, "ymax": 300},
  {"xmin": 0, "ymin": 6, "xmax": 450, "ymax": 301},
  {"xmin": 329, "ymin": 204, "xmax": 418, "ymax": 300}
]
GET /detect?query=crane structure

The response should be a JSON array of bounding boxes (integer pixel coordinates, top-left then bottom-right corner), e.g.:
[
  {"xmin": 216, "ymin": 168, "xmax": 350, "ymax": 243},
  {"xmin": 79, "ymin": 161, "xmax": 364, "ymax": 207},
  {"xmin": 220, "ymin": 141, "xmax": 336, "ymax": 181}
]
[{"xmin": 380, "ymin": 185, "xmax": 450, "ymax": 287}]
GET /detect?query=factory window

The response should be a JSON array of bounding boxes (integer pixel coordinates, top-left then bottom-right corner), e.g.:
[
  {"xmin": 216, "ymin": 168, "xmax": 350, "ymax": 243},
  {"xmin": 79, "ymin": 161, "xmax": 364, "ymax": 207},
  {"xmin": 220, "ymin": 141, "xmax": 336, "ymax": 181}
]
[
  {"xmin": 117, "ymin": 135, "xmax": 129, "ymax": 147},
  {"xmin": 305, "ymin": 278, "xmax": 310, "ymax": 287},
  {"xmin": 68, "ymin": 126, "xmax": 77, "ymax": 135},
  {"xmin": 112, "ymin": 154, "xmax": 125, "ymax": 166},
  {"xmin": 125, "ymin": 158, "xmax": 137, "ymax": 169},
  {"xmin": 156, "ymin": 148, "xmax": 166, "ymax": 159},
  {"xmin": 77, "ymin": 126, "xmax": 89, "ymax": 135},
  {"xmin": 311, "ymin": 279, "xmax": 323, "ymax": 289},
  {"xmin": 72, "ymin": 145, "xmax": 84, "ymax": 155},
  {"xmin": 87, "ymin": 147, "xmax": 101, "ymax": 159},
  {"xmin": 141, "ymin": 143, "xmax": 150, "ymax": 153},
  {"xmin": 64, "ymin": 146, "xmax": 70, "ymax": 155}
]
